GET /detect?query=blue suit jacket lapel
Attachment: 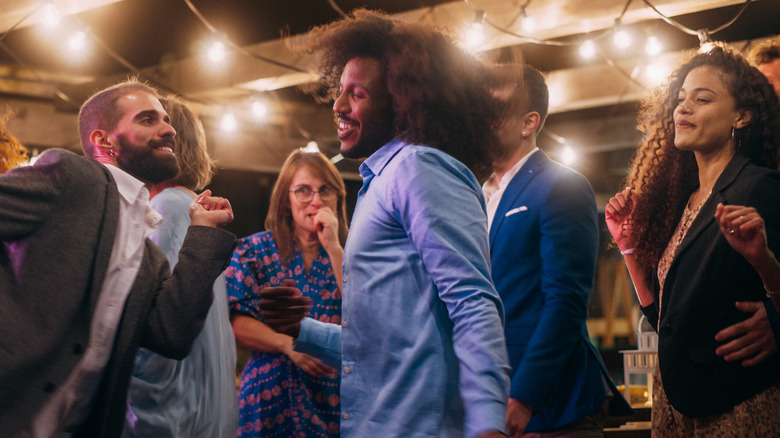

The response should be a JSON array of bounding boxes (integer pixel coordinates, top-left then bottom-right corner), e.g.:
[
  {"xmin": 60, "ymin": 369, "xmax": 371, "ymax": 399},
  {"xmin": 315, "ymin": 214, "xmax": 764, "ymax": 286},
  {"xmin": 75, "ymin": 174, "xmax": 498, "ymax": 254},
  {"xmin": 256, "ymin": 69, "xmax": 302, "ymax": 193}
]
[{"xmin": 489, "ymin": 151, "xmax": 548, "ymax": 248}]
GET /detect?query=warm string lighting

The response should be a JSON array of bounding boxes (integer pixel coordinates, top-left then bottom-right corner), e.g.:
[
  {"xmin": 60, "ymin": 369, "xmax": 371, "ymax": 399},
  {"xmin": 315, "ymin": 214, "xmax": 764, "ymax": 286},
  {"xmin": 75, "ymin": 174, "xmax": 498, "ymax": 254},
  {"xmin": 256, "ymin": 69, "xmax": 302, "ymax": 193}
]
[
  {"xmin": 463, "ymin": 0, "xmax": 752, "ymax": 161},
  {"xmin": 41, "ymin": 0, "xmax": 60, "ymax": 28},
  {"xmin": 4, "ymin": 0, "xmax": 757, "ymax": 141}
]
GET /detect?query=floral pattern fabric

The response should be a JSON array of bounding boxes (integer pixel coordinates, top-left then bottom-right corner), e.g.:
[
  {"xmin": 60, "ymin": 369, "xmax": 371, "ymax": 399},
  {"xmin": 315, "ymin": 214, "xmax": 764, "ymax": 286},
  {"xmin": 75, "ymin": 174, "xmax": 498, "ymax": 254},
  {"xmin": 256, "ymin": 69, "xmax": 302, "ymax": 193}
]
[{"xmin": 226, "ymin": 231, "xmax": 341, "ymax": 437}]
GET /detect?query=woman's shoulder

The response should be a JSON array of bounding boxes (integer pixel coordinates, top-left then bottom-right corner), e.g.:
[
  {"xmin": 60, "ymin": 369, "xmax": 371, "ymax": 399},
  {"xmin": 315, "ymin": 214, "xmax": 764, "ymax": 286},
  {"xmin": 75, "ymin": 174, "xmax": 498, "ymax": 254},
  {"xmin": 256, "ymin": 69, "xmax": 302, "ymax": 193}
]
[{"xmin": 236, "ymin": 230, "xmax": 278, "ymax": 252}]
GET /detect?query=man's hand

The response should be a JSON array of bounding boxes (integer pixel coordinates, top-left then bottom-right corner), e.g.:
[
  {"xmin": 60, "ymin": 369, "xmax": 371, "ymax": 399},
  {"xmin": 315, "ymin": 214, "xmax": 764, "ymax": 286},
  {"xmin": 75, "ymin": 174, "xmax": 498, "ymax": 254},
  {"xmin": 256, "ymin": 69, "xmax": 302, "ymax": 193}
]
[
  {"xmin": 505, "ymin": 398, "xmax": 533, "ymax": 438},
  {"xmin": 190, "ymin": 189, "xmax": 234, "ymax": 227},
  {"xmin": 260, "ymin": 279, "xmax": 312, "ymax": 338},
  {"xmin": 715, "ymin": 301, "xmax": 777, "ymax": 366}
]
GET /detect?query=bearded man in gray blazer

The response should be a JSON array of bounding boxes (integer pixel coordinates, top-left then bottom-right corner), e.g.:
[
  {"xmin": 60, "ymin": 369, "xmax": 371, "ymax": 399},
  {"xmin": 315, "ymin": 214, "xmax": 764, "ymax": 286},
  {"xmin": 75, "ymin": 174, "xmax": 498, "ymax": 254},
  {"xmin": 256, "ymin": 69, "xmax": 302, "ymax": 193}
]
[{"xmin": 0, "ymin": 79, "xmax": 236, "ymax": 437}]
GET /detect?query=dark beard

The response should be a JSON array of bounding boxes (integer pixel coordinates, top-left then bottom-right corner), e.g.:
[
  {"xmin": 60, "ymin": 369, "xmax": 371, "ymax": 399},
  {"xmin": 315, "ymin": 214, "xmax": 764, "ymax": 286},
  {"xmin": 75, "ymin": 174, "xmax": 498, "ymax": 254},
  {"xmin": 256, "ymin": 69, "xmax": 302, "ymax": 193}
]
[{"xmin": 115, "ymin": 135, "xmax": 179, "ymax": 185}]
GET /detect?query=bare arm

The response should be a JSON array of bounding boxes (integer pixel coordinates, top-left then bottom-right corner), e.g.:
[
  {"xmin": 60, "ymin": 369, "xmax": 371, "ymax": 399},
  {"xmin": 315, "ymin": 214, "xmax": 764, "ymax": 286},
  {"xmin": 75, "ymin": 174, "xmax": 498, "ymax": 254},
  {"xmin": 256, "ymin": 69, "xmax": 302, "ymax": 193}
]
[{"xmin": 605, "ymin": 188, "xmax": 655, "ymax": 307}]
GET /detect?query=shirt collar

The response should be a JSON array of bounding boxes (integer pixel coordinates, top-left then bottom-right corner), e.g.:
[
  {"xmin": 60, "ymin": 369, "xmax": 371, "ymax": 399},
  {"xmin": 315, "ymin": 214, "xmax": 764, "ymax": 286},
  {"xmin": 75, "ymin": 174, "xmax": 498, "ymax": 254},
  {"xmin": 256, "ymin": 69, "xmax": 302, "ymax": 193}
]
[
  {"xmin": 102, "ymin": 164, "xmax": 162, "ymax": 231},
  {"xmin": 484, "ymin": 147, "xmax": 540, "ymax": 193},
  {"xmin": 361, "ymin": 138, "xmax": 406, "ymax": 179},
  {"xmin": 103, "ymin": 164, "xmax": 148, "ymax": 205}
]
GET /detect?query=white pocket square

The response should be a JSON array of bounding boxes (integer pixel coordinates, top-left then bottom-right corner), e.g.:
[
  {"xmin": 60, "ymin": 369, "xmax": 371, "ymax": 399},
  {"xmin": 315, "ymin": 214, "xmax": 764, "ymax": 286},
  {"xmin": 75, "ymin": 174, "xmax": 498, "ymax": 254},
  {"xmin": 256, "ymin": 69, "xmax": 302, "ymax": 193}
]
[{"xmin": 505, "ymin": 206, "xmax": 528, "ymax": 217}]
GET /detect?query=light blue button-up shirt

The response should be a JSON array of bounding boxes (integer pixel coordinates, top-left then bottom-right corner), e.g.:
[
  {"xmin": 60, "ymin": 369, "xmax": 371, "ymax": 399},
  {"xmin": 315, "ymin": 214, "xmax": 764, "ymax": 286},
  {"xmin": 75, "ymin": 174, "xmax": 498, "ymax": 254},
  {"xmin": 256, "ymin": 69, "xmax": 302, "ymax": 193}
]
[{"xmin": 296, "ymin": 140, "xmax": 510, "ymax": 438}]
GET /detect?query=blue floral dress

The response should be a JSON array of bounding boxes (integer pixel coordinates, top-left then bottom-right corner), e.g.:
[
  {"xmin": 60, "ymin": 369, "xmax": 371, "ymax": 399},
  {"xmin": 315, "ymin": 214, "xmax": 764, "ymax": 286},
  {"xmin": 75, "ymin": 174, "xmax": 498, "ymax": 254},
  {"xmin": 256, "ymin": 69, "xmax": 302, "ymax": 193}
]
[{"xmin": 226, "ymin": 231, "xmax": 341, "ymax": 438}]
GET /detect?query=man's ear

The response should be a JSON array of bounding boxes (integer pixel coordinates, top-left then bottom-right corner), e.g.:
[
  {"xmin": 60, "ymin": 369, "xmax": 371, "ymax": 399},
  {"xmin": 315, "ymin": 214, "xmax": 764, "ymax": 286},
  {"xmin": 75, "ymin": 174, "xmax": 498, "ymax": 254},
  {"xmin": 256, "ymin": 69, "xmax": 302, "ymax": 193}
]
[
  {"xmin": 90, "ymin": 130, "xmax": 113, "ymax": 154},
  {"xmin": 523, "ymin": 112, "xmax": 541, "ymax": 135}
]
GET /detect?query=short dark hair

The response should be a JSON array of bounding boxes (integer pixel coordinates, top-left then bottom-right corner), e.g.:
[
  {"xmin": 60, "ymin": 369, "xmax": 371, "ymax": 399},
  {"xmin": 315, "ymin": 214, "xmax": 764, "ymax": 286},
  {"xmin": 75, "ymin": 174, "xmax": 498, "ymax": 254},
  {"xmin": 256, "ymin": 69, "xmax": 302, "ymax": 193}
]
[
  {"xmin": 78, "ymin": 78, "xmax": 160, "ymax": 158},
  {"xmin": 494, "ymin": 64, "xmax": 549, "ymax": 132}
]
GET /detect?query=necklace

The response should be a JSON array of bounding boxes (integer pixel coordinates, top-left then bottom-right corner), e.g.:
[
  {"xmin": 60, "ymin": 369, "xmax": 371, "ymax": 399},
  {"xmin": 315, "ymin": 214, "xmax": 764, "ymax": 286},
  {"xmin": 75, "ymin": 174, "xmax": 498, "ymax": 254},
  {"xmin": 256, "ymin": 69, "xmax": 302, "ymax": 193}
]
[{"xmin": 688, "ymin": 187, "xmax": 712, "ymax": 211}]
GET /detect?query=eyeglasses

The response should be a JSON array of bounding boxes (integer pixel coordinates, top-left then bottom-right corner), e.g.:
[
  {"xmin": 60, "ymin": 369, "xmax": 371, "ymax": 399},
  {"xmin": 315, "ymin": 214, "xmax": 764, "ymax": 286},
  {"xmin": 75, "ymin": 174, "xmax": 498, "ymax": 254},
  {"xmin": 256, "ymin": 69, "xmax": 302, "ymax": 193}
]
[{"xmin": 290, "ymin": 185, "xmax": 337, "ymax": 203}]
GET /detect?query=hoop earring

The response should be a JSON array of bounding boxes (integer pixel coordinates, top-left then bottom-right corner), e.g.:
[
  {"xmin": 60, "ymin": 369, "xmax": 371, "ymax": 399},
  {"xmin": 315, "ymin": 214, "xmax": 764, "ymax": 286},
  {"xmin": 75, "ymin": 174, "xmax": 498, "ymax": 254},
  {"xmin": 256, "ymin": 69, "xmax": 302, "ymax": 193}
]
[{"xmin": 732, "ymin": 126, "xmax": 742, "ymax": 151}]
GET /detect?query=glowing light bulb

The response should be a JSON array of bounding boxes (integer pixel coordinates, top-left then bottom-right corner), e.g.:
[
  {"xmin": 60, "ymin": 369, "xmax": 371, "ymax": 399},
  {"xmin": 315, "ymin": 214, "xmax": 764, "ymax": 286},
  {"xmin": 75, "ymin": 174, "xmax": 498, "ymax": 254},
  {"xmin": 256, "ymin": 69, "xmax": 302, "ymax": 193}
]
[
  {"xmin": 42, "ymin": 0, "xmax": 61, "ymax": 28},
  {"xmin": 251, "ymin": 99, "xmax": 268, "ymax": 118},
  {"xmin": 220, "ymin": 111, "xmax": 237, "ymax": 132},
  {"xmin": 207, "ymin": 40, "xmax": 226, "ymax": 63},
  {"xmin": 613, "ymin": 28, "xmax": 632, "ymax": 49},
  {"xmin": 68, "ymin": 31, "xmax": 87, "ymax": 52},
  {"xmin": 521, "ymin": 15, "xmax": 536, "ymax": 34},
  {"xmin": 561, "ymin": 145, "xmax": 578, "ymax": 166},
  {"xmin": 461, "ymin": 21, "xmax": 485, "ymax": 50},
  {"xmin": 645, "ymin": 36, "xmax": 662, "ymax": 56},
  {"xmin": 579, "ymin": 40, "xmax": 597, "ymax": 60}
]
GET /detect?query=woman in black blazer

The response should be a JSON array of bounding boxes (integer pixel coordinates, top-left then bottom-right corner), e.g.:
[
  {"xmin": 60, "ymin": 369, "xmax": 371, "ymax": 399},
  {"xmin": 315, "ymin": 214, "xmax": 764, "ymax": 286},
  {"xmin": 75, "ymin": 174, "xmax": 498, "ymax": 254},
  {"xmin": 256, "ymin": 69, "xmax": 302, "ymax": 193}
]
[{"xmin": 605, "ymin": 44, "xmax": 780, "ymax": 435}]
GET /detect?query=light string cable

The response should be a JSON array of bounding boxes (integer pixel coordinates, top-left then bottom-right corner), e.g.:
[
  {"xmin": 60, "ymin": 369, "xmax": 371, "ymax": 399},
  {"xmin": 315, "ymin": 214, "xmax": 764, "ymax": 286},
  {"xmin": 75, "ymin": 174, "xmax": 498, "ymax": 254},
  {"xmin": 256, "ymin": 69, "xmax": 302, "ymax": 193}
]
[
  {"xmin": 68, "ymin": 14, "xmax": 193, "ymax": 101},
  {"xmin": 182, "ymin": 0, "xmax": 308, "ymax": 73},
  {"xmin": 641, "ymin": 0, "xmax": 753, "ymax": 38},
  {"xmin": 183, "ymin": 0, "xmax": 323, "ymax": 146},
  {"xmin": 326, "ymin": 0, "xmax": 347, "ymax": 17}
]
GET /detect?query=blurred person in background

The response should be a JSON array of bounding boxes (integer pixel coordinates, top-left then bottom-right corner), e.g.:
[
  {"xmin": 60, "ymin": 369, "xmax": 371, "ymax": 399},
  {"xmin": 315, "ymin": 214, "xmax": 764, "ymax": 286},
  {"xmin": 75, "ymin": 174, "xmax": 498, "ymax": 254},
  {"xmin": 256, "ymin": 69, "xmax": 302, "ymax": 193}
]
[
  {"xmin": 122, "ymin": 94, "xmax": 238, "ymax": 438},
  {"xmin": 0, "ymin": 108, "xmax": 28, "ymax": 173}
]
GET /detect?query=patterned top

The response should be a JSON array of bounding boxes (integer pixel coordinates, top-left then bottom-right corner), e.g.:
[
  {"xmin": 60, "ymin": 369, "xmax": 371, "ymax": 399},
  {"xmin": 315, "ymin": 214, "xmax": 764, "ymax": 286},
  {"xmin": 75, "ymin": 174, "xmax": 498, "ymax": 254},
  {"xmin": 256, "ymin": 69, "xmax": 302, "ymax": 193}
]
[
  {"xmin": 657, "ymin": 194, "xmax": 707, "ymax": 317},
  {"xmin": 226, "ymin": 231, "xmax": 341, "ymax": 438}
]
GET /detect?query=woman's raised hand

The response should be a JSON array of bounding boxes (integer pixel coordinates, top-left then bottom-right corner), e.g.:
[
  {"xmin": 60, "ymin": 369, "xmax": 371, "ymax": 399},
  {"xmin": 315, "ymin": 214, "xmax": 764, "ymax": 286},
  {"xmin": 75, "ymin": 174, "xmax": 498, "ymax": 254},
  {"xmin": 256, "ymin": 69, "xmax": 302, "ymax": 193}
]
[{"xmin": 605, "ymin": 187, "xmax": 636, "ymax": 252}]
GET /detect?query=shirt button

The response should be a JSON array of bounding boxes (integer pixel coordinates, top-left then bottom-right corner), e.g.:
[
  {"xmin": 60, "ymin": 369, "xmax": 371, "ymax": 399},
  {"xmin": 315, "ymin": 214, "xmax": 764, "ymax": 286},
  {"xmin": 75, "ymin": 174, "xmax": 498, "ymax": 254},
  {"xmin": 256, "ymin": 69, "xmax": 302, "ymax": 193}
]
[
  {"xmin": 344, "ymin": 366, "xmax": 351, "ymax": 374},
  {"xmin": 343, "ymin": 413, "xmax": 350, "ymax": 420},
  {"xmin": 342, "ymin": 321, "xmax": 348, "ymax": 328},
  {"xmin": 342, "ymin": 274, "xmax": 348, "ymax": 283}
]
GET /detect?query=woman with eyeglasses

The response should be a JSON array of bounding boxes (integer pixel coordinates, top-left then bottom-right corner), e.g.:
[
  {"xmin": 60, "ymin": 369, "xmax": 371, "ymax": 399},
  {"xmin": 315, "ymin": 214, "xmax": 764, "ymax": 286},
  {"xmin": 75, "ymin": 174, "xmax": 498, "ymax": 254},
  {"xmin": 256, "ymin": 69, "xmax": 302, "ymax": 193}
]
[{"xmin": 226, "ymin": 149, "xmax": 348, "ymax": 437}]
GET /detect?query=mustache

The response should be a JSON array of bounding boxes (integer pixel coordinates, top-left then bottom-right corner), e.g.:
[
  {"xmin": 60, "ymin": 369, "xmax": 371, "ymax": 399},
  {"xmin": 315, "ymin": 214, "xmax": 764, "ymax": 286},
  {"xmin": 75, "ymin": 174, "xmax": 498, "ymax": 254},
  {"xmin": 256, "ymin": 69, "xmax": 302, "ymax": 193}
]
[
  {"xmin": 148, "ymin": 137, "xmax": 174, "ymax": 150},
  {"xmin": 336, "ymin": 113, "xmax": 357, "ymax": 125}
]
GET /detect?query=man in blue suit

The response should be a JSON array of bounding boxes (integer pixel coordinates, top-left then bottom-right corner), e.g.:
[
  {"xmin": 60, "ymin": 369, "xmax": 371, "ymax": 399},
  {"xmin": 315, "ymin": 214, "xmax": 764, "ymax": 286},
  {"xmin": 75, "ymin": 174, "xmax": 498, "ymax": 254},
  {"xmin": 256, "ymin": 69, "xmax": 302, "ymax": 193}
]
[{"xmin": 485, "ymin": 65, "xmax": 632, "ymax": 437}]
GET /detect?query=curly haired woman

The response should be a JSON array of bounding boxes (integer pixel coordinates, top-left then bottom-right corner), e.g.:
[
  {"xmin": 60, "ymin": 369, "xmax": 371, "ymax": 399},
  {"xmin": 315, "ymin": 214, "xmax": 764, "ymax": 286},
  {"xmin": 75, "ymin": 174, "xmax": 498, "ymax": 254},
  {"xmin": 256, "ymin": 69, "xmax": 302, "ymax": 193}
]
[{"xmin": 606, "ymin": 45, "xmax": 780, "ymax": 436}]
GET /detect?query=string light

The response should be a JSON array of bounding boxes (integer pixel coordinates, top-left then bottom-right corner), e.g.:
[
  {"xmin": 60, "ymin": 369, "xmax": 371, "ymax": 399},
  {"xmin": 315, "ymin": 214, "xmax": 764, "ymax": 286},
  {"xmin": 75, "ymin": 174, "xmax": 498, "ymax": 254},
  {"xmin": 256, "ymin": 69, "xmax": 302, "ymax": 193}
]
[
  {"xmin": 251, "ymin": 99, "xmax": 268, "ymax": 119},
  {"xmin": 644, "ymin": 36, "xmax": 662, "ymax": 56},
  {"xmin": 520, "ymin": 8, "xmax": 536, "ymax": 34},
  {"xmin": 579, "ymin": 40, "xmax": 597, "ymax": 60},
  {"xmin": 560, "ymin": 145, "xmax": 578, "ymax": 166},
  {"xmin": 207, "ymin": 39, "xmax": 226, "ymax": 63},
  {"xmin": 42, "ymin": 0, "xmax": 61, "ymax": 28},
  {"xmin": 67, "ymin": 31, "xmax": 87, "ymax": 52},
  {"xmin": 613, "ymin": 20, "xmax": 632, "ymax": 49},
  {"xmin": 461, "ymin": 10, "xmax": 486, "ymax": 50},
  {"xmin": 220, "ymin": 110, "xmax": 237, "ymax": 132}
]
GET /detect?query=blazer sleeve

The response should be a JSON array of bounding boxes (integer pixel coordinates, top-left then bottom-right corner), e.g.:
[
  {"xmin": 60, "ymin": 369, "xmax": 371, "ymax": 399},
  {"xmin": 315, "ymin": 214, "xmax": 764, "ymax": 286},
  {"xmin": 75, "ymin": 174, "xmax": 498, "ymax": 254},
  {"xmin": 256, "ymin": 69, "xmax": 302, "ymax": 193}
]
[
  {"xmin": 139, "ymin": 226, "xmax": 236, "ymax": 358},
  {"xmin": 0, "ymin": 150, "xmax": 70, "ymax": 240}
]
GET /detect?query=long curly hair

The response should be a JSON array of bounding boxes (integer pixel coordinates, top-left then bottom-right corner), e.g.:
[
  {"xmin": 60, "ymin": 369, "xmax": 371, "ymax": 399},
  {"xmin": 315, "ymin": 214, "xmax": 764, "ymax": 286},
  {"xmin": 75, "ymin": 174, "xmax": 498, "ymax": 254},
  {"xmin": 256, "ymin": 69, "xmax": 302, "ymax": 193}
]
[
  {"xmin": 293, "ymin": 8, "xmax": 501, "ymax": 181},
  {"xmin": 0, "ymin": 109, "xmax": 28, "ymax": 174},
  {"xmin": 626, "ymin": 44, "xmax": 780, "ymax": 278}
]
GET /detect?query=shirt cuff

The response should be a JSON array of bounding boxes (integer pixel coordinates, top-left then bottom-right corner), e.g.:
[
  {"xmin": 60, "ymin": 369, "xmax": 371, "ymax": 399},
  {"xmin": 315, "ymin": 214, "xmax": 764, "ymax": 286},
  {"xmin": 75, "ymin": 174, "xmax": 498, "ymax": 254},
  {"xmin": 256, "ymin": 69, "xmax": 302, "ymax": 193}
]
[{"xmin": 295, "ymin": 317, "xmax": 342, "ymax": 368}]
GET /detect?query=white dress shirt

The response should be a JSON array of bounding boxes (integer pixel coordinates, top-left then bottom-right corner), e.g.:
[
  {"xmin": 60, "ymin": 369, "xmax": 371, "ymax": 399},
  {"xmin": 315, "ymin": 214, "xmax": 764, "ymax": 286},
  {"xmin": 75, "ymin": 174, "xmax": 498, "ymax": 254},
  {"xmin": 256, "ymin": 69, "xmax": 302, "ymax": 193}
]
[{"xmin": 483, "ymin": 148, "xmax": 539, "ymax": 229}]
